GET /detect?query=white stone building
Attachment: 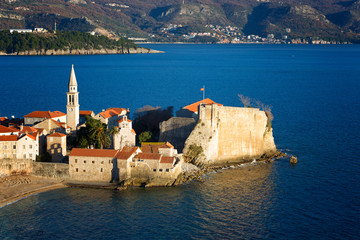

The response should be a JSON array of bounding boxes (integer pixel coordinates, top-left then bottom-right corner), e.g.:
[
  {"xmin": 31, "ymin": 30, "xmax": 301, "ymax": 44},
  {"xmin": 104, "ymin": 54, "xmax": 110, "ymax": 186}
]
[{"xmin": 113, "ymin": 115, "xmax": 136, "ymax": 150}]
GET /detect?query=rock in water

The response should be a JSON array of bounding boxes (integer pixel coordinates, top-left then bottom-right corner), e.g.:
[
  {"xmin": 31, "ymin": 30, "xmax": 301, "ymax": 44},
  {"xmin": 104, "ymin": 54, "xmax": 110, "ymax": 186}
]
[{"xmin": 290, "ymin": 156, "xmax": 298, "ymax": 164}]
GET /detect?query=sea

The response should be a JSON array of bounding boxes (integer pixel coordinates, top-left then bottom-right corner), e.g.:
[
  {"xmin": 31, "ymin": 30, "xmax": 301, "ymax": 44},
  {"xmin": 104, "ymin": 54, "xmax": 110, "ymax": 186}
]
[{"xmin": 0, "ymin": 44, "xmax": 360, "ymax": 239}]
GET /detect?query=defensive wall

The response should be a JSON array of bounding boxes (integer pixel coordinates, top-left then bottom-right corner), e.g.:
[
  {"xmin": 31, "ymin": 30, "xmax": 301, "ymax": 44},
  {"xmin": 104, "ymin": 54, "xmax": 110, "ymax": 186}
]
[
  {"xmin": 183, "ymin": 104, "xmax": 276, "ymax": 165},
  {"xmin": 0, "ymin": 159, "xmax": 69, "ymax": 179}
]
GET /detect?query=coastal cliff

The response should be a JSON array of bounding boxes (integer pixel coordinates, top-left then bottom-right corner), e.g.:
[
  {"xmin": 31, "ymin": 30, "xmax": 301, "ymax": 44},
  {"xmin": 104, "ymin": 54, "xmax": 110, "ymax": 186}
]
[
  {"xmin": 183, "ymin": 104, "xmax": 277, "ymax": 166},
  {"xmin": 0, "ymin": 47, "xmax": 163, "ymax": 56}
]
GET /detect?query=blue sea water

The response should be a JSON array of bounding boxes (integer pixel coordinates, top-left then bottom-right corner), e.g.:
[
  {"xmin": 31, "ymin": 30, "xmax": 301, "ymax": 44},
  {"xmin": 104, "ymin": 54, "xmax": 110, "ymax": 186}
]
[{"xmin": 0, "ymin": 44, "xmax": 360, "ymax": 239}]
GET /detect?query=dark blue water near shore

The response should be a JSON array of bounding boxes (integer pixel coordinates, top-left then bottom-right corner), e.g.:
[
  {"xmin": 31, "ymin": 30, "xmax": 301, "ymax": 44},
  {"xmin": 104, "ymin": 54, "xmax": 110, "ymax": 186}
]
[{"xmin": 1, "ymin": 44, "xmax": 360, "ymax": 239}]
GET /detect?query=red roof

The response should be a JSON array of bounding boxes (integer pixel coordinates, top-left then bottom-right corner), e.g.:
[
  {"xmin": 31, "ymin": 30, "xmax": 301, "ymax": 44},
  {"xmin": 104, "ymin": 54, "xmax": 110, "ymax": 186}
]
[
  {"xmin": 24, "ymin": 134, "xmax": 36, "ymax": 141},
  {"xmin": 0, "ymin": 125, "xmax": 19, "ymax": 133},
  {"xmin": 48, "ymin": 132, "xmax": 66, "ymax": 137},
  {"xmin": 20, "ymin": 126, "xmax": 36, "ymax": 133},
  {"xmin": 135, "ymin": 153, "xmax": 161, "ymax": 160},
  {"xmin": 69, "ymin": 148, "xmax": 119, "ymax": 158},
  {"xmin": 99, "ymin": 108, "xmax": 128, "ymax": 119},
  {"xmin": 0, "ymin": 135, "xmax": 17, "ymax": 141},
  {"xmin": 141, "ymin": 142, "xmax": 174, "ymax": 153},
  {"xmin": 116, "ymin": 146, "xmax": 139, "ymax": 160},
  {"xmin": 0, "ymin": 117, "xmax": 8, "ymax": 121},
  {"xmin": 24, "ymin": 111, "xmax": 66, "ymax": 119},
  {"xmin": 79, "ymin": 110, "xmax": 94, "ymax": 116},
  {"xmin": 131, "ymin": 129, "xmax": 136, "ymax": 135},
  {"xmin": 117, "ymin": 118, "xmax": 132, "ymax": 123},
  {"xmin": 160, "ymin": 156, "xmax": 175, "ymax": 164},
  {"xmin": 183, "ymin": 98, "xmax": 223, "ymax": 113}
]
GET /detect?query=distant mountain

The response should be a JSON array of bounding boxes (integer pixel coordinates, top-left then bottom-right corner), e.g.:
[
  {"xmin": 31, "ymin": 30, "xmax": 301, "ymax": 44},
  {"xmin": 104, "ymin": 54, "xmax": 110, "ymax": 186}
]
[{"xmin": 1, "ymin": 0, "xmax": 359, "ymax": 42}]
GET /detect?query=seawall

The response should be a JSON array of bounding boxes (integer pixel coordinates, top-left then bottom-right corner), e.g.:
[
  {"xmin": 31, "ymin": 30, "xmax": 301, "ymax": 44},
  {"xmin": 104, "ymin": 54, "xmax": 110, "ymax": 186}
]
[{"xmin": 183, "ymin": 104, "xmax": 277, "ymax": 165}]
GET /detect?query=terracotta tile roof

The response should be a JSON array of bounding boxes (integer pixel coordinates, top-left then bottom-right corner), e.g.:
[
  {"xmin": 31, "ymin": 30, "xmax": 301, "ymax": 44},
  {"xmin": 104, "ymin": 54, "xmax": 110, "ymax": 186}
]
[
  {"xmin": 117, "ymin": 118, "xmax": 132, "ymax": 123},
  {"xmin": 183, "ymin": 98, "xmax": 223, "ymax": 113},
  {"xmin": 48, "ymin": 132, "xmax": 66, "ymax": 137},
  {"xmin": 98, "ymin": 108, "xmax": 127, "ymax": 119},
  {"xmin": 29, "ymin": 132, "xmax": 39, "ymax": 138},
  {"xmin": 0, "ymin": 117, "xmax": 8, "ymax": 121},
  {"xmin": 20, "ymin": 126, "xmax": 36, "ymax": 133},
  {"xmin": 8, "ymin": 126, "xmax": 20, "ymax": 132},
  {"xmin": 51, "ymin": 119, "xmax": 70, "ymax": 129},
  {"xmin": 116, "ymin": 147, "xmax": 139, "ymax": 160},
  {"xmin": 160, "ymin": 156, "xmax": 175, "ymax": 164},
  {"xmin": 69, "ymin": 148, "xmax": 119, "ymax": 158},
  {"xmin": 24, "ymin": 111, "xmax": 66, "ymax": 119},
  {"xmin": 135, "ymin": 153, "xmax": 161, "ymax": 160},
  {"xmin": 131, "ymin": 129, "xmax": 136, "ymax": 135},
  {"xmin": 141, "ymin": 142, "xmax": 174, "ymax": 153},
  {"xmin": 0, "ymin": 135, "xmax": 17, "ymax": 141},
  {"xmin": 79, "ymin": 110, "xmax": 94, "ymax": 116},
  {"xmin": 25, "ymin": 134, "xmax": 36, "ymax": 141},
  {"xmin": 0, "ymin": 125, "xmax": 19, "ymax": 133}
]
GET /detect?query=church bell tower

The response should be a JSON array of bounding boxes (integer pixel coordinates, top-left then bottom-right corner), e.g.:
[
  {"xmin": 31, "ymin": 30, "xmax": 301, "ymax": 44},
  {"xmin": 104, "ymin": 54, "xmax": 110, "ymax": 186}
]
[{"xmin": 66, "ymin": 64, "xmax": 79, "ymax": 131}]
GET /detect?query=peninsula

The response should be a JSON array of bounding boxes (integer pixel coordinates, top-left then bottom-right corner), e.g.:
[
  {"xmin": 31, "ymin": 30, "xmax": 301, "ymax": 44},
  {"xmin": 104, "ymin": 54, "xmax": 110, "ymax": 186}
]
[
  {"xmin": 0, "ymin": 30, "xmax": 162, "ymax": 56},
  {"xmin": 0, "ymin": 65, "xmax": 285, "ymax": 207}
]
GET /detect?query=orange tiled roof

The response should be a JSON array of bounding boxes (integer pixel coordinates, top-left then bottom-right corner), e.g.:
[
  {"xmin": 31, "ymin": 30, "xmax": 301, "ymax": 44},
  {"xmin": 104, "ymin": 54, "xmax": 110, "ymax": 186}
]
[
  {"xmin": 24, "ymin": 111, "xmax": 66, "ymax": 119},
  {"xmin": 25, "ymin": 133, "xmax": 36, "ymax": 141},
  {"xmin": 141, "ymin": 142, "xmax": 173, "ymax": 153},
  {"xmin": 0, "ymin": 117, "xmax": 8, "ymax": 121},
  {"xmin": 183, "ymin": 98, "xmax": 223, "ymax": 113},
  {"xmin": 21, "ymin": 126, "xmax": 37, "ymax": 133},
  {"xmin": 69, "ymin": 148, "xmax": 119, "ymax": 158},
  {"xmin": 79, "ymin": 110, "xmax": 94, "ymax": 116},
  {"xmin": 0, "ymin": 125, "xmax": 19, "ymax": 133},
  {"xmin": 135, "ymin": 153, "xmax": 161, "ymax": 160},
  {"xmin": 99, "ymin": 108, "xmax": 128, "ymax": 119},
  {"xmin": 160, "ymin": 156, "xmax": 175, "ymax": 164},
  {"xmin": 48, "ymin": 132, "xmax": 66, "ymax": 137},
  {"xmin": 117, "ymin": 118, "xmax": 132, "ymax": 123},
  {"xmin": 116, "ymin": 147, "xmax": 139, "ymax": 160},
  {"xmin": 131, "ymin": 129, "xmax": 136, "ymax": 135},
  {"xmin": 0, "ymin": 135, "xmax": 17, "ymax": 141}
]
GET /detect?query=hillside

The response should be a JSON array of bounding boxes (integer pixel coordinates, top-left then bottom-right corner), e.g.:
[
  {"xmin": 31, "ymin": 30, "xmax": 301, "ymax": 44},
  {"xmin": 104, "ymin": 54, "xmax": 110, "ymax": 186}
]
[{"xmin": 1, "ymin": 0, "xmax": 360, "ymax": 43}]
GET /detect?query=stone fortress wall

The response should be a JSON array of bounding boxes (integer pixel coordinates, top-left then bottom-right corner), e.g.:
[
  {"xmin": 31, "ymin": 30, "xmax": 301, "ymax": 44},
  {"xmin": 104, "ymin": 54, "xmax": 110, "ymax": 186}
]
[{"xmin": 183, "ymin": 104, "xmax": 276, "ymax": 165}]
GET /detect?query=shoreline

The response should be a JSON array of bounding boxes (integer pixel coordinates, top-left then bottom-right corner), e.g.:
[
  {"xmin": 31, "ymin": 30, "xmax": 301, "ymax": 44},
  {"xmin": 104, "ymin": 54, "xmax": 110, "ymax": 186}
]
[{"xmin": 0, "ymin": 175, "xmax": 67, "ymax": 208}]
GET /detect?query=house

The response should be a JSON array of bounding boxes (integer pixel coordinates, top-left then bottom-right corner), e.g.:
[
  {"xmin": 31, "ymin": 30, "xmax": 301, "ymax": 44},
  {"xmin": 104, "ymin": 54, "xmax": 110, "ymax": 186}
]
[
  {"xmin": 94, "ymin": 108, "xmax": 129, "ymax": 129},
  {"xmin": 115, "ymin": 146, "xmax": 141, "ymax": 180},
  {"xmin": 79, "ymin": 110, "xmax": 95, "ymax": 125},
  {"xmin": 141, "ymin": 142, "xmax": 177, "ymax": 157},
  {"xmin": 24, "ymin": 111, "xmax": 66, "ymax": 125},
  {"xmin": 113, "ymin": 115, "xmax": 136, "ymax": 150},
  {"xmin": 0, "ymin": 134, "xmax": 39, "ymax": 161},
  {"xmin": 0, "ymin": 125, "xmax": 19, "ymax": 136},
  {"xmin": 47, "ymin": 132, "xmax": 67, "ymax": 162},
  {"xmin": 69, "ymin": 148, "xmax": 119, "ymax": 182},
  {"xmin": 176, "ymin": 98, "xmax": 223, "ymax": 119},
  {"xmin": 32, "ymin": 118, "xmax": 70, "ymax": 134}
]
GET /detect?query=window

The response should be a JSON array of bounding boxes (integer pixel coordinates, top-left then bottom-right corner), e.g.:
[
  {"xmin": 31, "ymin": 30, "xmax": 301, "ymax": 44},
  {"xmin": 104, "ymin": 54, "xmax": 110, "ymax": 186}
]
[
  {"xmin": 75, "ymin": 159, "xmax": 77, "ymax": 163},
  {"xmin": 159, "ymin": 169, "xmax": 163, "ymax": 172},
  {"xmin": 83, "ymin": 169, "xmax": 86, "ymax": 172},
  {"xmin": 51, "ymin": 149, "xmax": 54, "ymax": 154},
  {"xmin": 100, "ymin": 168, "xmax": 103, "ymax": 172},
  {"xmin": 92, "ymin": 161, "xmax": 95, "ymax": 164},
  {"xmin": 84, "ymin": 160, "xmax": 86, "ymax": 163},
  {"xmin": 29, "ymin": 145, "xmax": 32, "ymax": 149},
  {"xmin": 76, "ymin": 168, "xmax": 78, "ymax": 172},
  {"xmin": 166, "ymin": 169, "xmax": 169, "ymax": 172},
  {"xmin": 57, "ymin": 149, "xmax": 61, "ymax": 153},
  {"xmin": 101, "ymin": 161, "xmax": 104, "ymax": 164},
  {"xmin": 23, "ymin": 154, "xmax": 26, "ymax": 159},
  {"xmin": 13, "ymin": 145, "xmax": 16, "ymax": 149},
  {"xmin": 29, "ymin": 154, "xmax": 32, "ymax": 158},
  {"xmin": 153, "ymin": 169, "xmax": 156, "ymax": 172},
  {"xmin": 23, "ymin": 145, "xmax": 26, "ymax": 149}
]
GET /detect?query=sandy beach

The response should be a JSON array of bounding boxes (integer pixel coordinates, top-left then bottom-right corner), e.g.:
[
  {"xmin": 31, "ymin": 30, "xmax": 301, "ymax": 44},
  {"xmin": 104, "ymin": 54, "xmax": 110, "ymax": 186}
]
[{"xmin": 0, "ymin": 175, "xmax": 67, "ymax": 208}]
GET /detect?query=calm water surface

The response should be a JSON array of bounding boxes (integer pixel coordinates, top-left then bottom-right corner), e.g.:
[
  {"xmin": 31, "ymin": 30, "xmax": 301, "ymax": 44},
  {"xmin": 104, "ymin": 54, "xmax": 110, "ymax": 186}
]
[{"xmin": 0, "ymin": 44, "xmax": 360, "ymax": 239}]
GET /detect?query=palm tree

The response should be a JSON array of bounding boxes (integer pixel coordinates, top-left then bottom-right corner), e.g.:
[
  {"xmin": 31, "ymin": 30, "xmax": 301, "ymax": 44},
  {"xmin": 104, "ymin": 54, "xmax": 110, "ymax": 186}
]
[{"xmin": 90, "ymin": 124, "xmax": 111, "ymax": 149}]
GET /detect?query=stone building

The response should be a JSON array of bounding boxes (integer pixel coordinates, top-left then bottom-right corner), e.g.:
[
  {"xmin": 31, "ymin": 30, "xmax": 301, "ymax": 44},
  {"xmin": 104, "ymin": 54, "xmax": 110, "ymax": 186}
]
[
  {"xmin": 24, "ymin": 111, "xmax": 66, "ymax": 125},
  {"xmin": 0, "ymin": 134, "xmax": 39, "ymax": 161},
  {"xmin": 33, "ymin": 118, "xmax": 70, "ymax": 134},
  {"xmin": 47, "ymin": 132, "xmax": 67, "ymax": 162},
  {"xmin": 66, "ymin": 64, "xmax": 80, "ymax": 131},
  {"xmin": 94, "ymin": 108, "xmax": 128, "ymax": 129},
  {"xmin": 113, "ymin": 115, "xmax": 136, "ymax": 150}
]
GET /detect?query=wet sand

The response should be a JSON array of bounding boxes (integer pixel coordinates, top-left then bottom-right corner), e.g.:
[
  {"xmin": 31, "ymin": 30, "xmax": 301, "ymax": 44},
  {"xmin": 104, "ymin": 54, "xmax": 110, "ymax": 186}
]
[{"xmin": 0, "ymin": 175, "xmax": 67, "ymax": 208}]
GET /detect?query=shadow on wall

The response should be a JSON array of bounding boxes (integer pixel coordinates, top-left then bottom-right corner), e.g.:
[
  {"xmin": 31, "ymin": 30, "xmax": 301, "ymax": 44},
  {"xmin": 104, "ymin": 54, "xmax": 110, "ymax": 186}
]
[{"xmin": 111, "ymin": 159, "xmax": 119, "ymax": 183}]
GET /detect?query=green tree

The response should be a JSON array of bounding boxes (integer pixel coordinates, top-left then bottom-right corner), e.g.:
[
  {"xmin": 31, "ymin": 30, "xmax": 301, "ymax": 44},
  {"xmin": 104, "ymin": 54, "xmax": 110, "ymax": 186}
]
[
  {"xmin": 90, "ymin": 123, "xmax": 111, "ymax": 149},
  {"xmin": 139, "ymin": 131, "xmax": 153, "ymax": 144}
]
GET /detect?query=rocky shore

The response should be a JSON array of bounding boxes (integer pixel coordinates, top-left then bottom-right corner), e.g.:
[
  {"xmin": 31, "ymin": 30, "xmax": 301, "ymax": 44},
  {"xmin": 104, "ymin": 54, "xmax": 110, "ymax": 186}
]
[{"xmin": 0, "ymin": 47, "xmax": 163, "ymax": 56}]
